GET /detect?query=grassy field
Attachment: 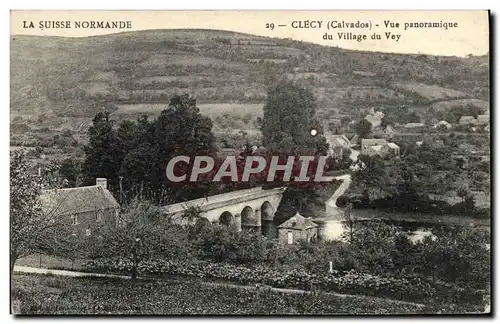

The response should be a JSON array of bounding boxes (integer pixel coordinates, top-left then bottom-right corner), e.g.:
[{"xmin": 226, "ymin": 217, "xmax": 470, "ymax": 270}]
[
  {"xmin": 11, "ymin": 273, "xmax": 430, "ymax": 315},
  {"xmin": 393, "ymin": 82, "xmax": 468, "ymax": 102},
  {"xmin": 431, "ymin": 98, "xmax": 490, "ymax": 112}
]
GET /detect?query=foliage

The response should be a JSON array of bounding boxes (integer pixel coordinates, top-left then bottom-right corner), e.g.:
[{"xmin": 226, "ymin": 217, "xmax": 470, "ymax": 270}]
[
  {"xmin": 85, "ymin": 199, "xmax": 192, "ymax": 278},
  {"xmin": 192, "ymin": 225, "xmax": 267, "ymax": 264},
  {"xmin": 12, "ymin": 274, "xmax": 433, "ymax": 315},
  {"xmin": 81, "ymin": 94, "xmax": 216, "ymax": 204},
  {"xmin": 355, "ymin": 119, "xmax": 372, "ymax": 139},
  {"xmin": 82, "ymin": 112, "xmax": 123, "ymax": 192},
  {"xmin": 10, "ymin": 150, "xmax": 72, "ymax": 274},
  {"xmin": 258, "ymin": 80, "xmax": 328, "ymax": 154},
  {"xmin": 350, "ymin": 140, "xmax": 481, "ymax": 214},
  {"xmin": 77, "ymin": 218, "xmax": 489, "ymax": 308},
  {"xmin": 82, "ymin": 255, "xmax": 484, "ymax": 307}
]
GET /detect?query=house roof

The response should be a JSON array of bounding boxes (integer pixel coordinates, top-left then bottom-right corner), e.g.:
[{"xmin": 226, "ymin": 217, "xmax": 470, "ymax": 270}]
[
  {"xmin": 361, "ymin": 138, "xmax": 387, "ymax": 147},
  {"xmin": 325, "ymin": 134, "xmax": 351, "ymax": 148},
  {"xmin": 404, "ymin": 123, "xmax": 425, "ymax": 128},
  {"xmin": 40, "ymin": 185, "xmax": 120, "ymax": 218},
  {"xmin": 350, "ymin": 134, "xmax": 359, "ymax": 144},
  {"xmin": 459, "ymin": 116, "xmax": 477, "ymax": 124},
  {"xmin": 278, "ymin": 211, "xmax": 318, "ymax": 230},
  {"xmin": 387, "ymin": 143, "xmax": 400, "ymax": 149}
]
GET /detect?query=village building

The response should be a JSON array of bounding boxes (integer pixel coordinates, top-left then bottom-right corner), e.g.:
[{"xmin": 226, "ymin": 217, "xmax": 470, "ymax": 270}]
[
  {"xmin": 404, "ymin": 122, "xmax": 426, "ymax": 129},
  {"xmin": 360, "ymin": 138, "xmax": 388, "ymax": 153},
  {"xmin": 40, "ymin": 178, "xmax": 120, "ymax": 236},
  {"xmin": 386, "ymin": 143, "xmax": 401, "ymax": 155},
  {"xmin": 477, "ymin": 114, "xmax": 489, "ymax": 125},
  {"xmin": 459, "ymin": 116, "xmax": 478, "ymax": 125},
  {"xmin": 361, "ymin": 138, "xmax": 399, "ymax": 157},
  {"xmin": 277, "ymin": 211, "xmax": 319, "ymax": 244},
  {"xmin": 435, "ymin": 120, "xmax": 452, "ymax": 130},
  {"xmin": 325, "ymin": 134, "xmax": 351, "ymax": 157}
]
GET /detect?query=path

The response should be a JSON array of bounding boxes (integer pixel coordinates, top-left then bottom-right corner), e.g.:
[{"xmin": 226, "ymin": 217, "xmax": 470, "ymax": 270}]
[
  {"xmin": 13, "ymin": 265, "xmax": 425, "ymax": 308},
  {"xmin": 325, "ymin": 174, "xmax": 352, "ymax": 218}
]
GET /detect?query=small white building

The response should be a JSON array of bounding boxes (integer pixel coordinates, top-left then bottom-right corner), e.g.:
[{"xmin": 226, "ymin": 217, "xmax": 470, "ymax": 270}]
[
  {"xmin": 459, "ymin": 116, "xmax": 478, "ymax": 125},
  {"xmin": 278, "ymin": 212, "xmax": 319, "ymax": 245},
  {"xmin": 435, "ymin": 120, "xmax": 452, "ymax": 130},
  {"xmin": 404, "ymin": 122, "xmax": 426, "ymax": 129},
  {"xmin": 325, "ymin": 134, "xmax": 351, "ymax": 157}
]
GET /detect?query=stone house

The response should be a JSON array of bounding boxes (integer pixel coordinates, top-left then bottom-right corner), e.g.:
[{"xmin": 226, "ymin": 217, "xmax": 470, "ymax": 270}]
[
  {"xmin": 435, "ymin": 120, "xmax": 452, "ymax": 130},
  {"xmin": 40, "ymin": 178, "xmax": 120, "ymax": 236},
  {"xmin": 360, "ymin": 138, "xmax": 388, "ymax": 154},
  {"xmin": 477, "ymin": 115, "xmax": 489, "ymax": 125},
  {"xmin": 404, "ymin": 122, "xmax": 426, "ymax": 129},
  {"xmin": 277, "ymin": 211, "xmax": 319, "ymax": 244},
  {"xmin": 459, "ymin": 116, "xmax": 478, "ymax": 125},
  {"xmin": 361, "ymin": 138, "xmax": 399, "ymax": 157},
  {"xmin": 325, "ymin": 134, "xmax": 351, "ymax": 157}
]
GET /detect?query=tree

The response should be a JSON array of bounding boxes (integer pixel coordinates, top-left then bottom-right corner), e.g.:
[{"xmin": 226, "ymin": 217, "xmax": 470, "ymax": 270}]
[
  {"xmin": 355, "ymin": 119, "xmax": 372, "ymax": 139},
  {"xmin": 59, "ymin": 158, "xmax": 82, "ymax": 188},
  {"xmin": 340, "ymin": 116, "xmax": 351, "ymax": 127},
  {"xmin": 407, "ymin": 111, "xmax": 421, "ymax": 123},
  {"xmin": 258, "ymin": 80, "xmax": 328, "ymax": 154},
  {"xmin": 82, "ymin": 95, "xmax": 217, "ymax": 204},
  {"xmin": 40, "ymin": 161, "xmax": 67, "ymax": 189},
  {"xmin": 457, "ymin": 186, "xmax": 469, "ymax": 204},
  {"xmin": 339, "ymin": 198, "xmax": 355, "ymax": 243},
  {"xmin": 380, "ymin": 115, "xmax": 393, "ymax": 129},
  {"xmin": 10, "ymin": 150, "xmax": 70, "ymax": 275},
  {"xmin": 82, "ymin": 112, "xmax": 123, "ymax": 191},
  {"xmin": 88, "ymin": 199, "xmax": 187, "ymax": 279}
]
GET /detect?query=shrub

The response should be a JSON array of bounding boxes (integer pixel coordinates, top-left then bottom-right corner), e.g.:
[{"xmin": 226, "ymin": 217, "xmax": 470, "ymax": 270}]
[
  {"xmin": 193, "ymin": 225, "xmax": 267, "ymax": 264},
  {"xmin": 82, "ymin": 257, "xmax": 484, "ymax": 307}
]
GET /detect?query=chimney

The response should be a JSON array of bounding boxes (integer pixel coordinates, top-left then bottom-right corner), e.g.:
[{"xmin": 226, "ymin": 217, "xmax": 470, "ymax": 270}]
[{"xmin": 96, "ymin": 178, "xmax": 107, "ymax": 190}]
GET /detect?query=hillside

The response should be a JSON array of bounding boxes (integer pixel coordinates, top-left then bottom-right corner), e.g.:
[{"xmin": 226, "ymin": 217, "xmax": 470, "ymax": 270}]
[{"xmin": 10, "ymin": 29, "xmax": 489, "ymax": 154}]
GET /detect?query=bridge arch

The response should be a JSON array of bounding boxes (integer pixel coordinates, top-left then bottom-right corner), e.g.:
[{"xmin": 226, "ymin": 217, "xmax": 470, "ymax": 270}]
[
  {"xmin": 241, "ymin": 206, "xmax": 258, "ymax": 231},
  {"xmin": 261, "ymin": 201, "xmax": 276, "ymax": 237},
  {"xmin": 195, "ymin": 217, "xmax": 211, "ymax": 227},
  {"xmin": 261, "ymin": 201, "xmax": 274, "ymax": 219},
  {"xmin": 219, "ymin": 211, "xmax": 235, "ymax": 227}
]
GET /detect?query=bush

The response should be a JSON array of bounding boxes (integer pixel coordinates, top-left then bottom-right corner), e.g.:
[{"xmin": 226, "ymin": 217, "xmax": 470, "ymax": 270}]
[
  {"xmin": 82, "ymin": 257, "xmax": 484, "ymax": 307},
  {"xmin": 193, "ymin": 225, "xmax": 267, "ymax": 264}
]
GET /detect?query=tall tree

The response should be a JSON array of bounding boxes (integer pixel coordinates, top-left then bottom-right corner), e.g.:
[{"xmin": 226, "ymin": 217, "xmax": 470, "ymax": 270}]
[
  {"xmin": 355, "ymin": 119, "xmax": 372, "ymax": 139},
  {"xmin": 82, "ymin": 112, "xmax": 122, "ymax": 191},
  {"xmin": 258, "ymin": 80, "xmax": 328, "ymax": 154}
]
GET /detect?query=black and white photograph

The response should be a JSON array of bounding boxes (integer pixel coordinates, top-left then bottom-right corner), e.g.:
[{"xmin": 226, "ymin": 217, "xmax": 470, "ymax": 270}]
[{"xmin": 9, "ymin": 9, "xmax": 491, "ymax": 315}]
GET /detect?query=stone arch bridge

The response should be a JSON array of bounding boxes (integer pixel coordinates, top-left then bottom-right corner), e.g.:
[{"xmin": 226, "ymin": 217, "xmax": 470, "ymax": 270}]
[{"xmin": 161, "ymin": 186, "xmax": 286, "ymax": 234}]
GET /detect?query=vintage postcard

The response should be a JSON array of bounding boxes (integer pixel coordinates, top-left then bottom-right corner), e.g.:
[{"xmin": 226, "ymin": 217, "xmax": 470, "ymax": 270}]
[{"xmin": 9, "ymin": 10, "xmax": 491, "ymax": 315}]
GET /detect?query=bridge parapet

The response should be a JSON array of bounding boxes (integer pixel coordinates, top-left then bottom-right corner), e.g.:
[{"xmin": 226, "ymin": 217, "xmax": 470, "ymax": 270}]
[{"xmin": 161, "ymin": 186, "xmax": 286, "ymax": 226}]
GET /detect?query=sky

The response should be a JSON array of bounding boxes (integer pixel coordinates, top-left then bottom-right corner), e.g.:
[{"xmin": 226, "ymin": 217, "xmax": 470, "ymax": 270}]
[{"xmin": 10, "ymin": 10, "xmax": 490, "ymax": 57}]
